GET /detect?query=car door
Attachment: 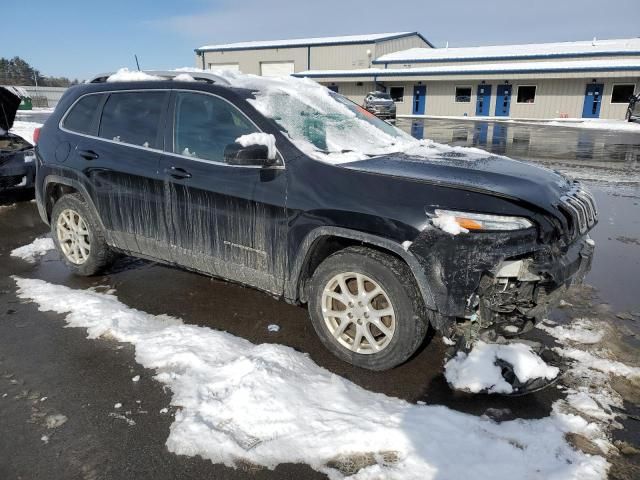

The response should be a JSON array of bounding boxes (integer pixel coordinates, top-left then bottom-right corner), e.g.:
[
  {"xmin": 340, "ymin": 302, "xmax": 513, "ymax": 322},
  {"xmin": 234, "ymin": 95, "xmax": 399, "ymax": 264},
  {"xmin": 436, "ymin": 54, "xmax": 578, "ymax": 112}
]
[
  {"xmin": 160, "ymin": 90, "xmax": 287, "ymax": 295},
  {"xmin": 76, "ymin": 90, "xmax": 172, "ymax": 256}
]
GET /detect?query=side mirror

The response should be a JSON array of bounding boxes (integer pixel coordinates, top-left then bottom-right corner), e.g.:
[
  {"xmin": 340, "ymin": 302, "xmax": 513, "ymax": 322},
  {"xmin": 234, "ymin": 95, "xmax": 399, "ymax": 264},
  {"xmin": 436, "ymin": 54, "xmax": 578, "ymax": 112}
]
[{"xmin": 223, "ymin": 143, "xmax": 273, "ymax": 166}]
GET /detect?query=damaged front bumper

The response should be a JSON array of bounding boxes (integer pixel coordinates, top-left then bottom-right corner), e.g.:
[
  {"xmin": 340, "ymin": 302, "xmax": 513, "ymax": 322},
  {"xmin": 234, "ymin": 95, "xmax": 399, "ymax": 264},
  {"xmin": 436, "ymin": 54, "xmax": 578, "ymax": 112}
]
[
  {"xmin": 410, "ymin": 227, "xmax": 595, "ymax": 341},
  {"xmin": 475, "ymin": 235, "xmax": 595, "ymax": 338}
]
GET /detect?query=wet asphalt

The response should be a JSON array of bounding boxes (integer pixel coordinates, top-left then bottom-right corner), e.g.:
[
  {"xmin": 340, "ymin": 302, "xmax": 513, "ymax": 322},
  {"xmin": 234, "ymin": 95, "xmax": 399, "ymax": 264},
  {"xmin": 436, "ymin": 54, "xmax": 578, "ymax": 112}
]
[{"xmin": 1, "ymin": 116, "xmax": 639, "ymax": 479}]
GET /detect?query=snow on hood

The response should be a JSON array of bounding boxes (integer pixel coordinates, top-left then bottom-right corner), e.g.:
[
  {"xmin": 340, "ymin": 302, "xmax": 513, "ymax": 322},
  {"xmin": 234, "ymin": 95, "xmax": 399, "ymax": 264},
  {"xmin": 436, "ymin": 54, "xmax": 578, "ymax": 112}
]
[
  {"xmin": 0, "ymin": 86, "xmax": 21, "ymax": 132},
  {"xmin": 204, "ymin": 69, "xmax": 495, "ymax": 164}
]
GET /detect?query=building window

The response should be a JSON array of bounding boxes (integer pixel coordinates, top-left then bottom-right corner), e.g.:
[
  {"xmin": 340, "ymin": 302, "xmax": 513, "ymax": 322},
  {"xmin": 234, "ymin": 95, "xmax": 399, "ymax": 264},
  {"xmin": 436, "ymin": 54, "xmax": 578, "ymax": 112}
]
[
  {"xmin": 455, "ymin": 87, "xmax": 472, "ymax": 103},
  {"xmin": 388, "ymin": 86, "xmax": 405, "ymax": 103},
  {"xmin": 611, "ymin": 84, "xmax": 635, "ymax": 104},
  {"xmin": 517, "ymin": 86, "xmax": 536, "ymax": 104}
]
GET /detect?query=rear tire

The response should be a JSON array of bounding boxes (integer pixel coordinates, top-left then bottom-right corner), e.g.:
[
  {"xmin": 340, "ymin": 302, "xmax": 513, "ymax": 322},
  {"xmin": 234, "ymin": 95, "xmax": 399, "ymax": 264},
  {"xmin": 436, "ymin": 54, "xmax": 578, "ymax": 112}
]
[
  {"xmin": 308, "ymin": 246, "xmax": 429, "ymax": 370},
  {"xmin": 51, "ymin": 193, "xmax": 115, "ymax": 276}
]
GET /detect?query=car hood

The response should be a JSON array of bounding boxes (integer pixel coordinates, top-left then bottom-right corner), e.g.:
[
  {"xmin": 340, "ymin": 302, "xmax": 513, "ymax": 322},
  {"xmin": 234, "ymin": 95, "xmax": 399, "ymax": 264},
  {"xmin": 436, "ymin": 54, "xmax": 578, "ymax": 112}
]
[
  {"xmin": 0, "ymin": 86, "xmax": 21, "ymax": 132},
  {"xmin": 341, "ymin": 153, "xmax": 571, "ymax": 213}
]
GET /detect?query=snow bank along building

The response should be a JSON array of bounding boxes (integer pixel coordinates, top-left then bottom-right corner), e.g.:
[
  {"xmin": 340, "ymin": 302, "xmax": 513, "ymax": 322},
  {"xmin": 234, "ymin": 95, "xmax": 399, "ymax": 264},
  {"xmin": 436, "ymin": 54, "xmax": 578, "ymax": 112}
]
[{"xmin": 195, "ymin": 34, "xmax": 640, "ymax": 120}]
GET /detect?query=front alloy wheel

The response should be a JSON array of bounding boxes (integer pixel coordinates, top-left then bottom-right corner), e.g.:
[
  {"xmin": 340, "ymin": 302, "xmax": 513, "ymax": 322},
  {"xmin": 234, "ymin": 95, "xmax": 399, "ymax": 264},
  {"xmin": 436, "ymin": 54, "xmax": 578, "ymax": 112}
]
[
  {"xmin": 321, "ymin": 272, "xmax": 396, "ymax": 353},
  {"xmin": 56, "ymin": 208, "xmax": 91, "ymax": 264},
  {"xmin": 308, "ymin": 246, "xmax": 430, "ymax": 371}
]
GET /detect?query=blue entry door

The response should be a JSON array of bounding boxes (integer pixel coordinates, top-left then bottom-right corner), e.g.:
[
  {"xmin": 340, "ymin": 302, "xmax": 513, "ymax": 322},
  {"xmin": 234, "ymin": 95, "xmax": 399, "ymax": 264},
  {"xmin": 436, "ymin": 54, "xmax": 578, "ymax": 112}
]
[
  {"xmin": 413, "ymin": 86, "xmax": 426, "ymax": 115},
  {"xmin": 476, "ymin": 85, "xmax": 492, "ymax": 116},
  {"xmin": 582, "ymin": 84, "xmax": 604, "ymax": 118},
  {"xmin": 495, "ymin": 85, "xmax": 512, "ymax": 117}
]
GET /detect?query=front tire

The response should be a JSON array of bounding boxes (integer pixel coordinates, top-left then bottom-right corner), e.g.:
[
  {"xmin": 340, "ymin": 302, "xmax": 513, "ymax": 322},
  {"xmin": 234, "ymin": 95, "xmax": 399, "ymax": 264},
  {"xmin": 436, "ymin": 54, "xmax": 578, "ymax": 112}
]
[
  {"xmin": 51, "ymin": 193, "xmax": 115, "ymax": 276},
  {"xmin": 308, "ymin": 246, "xmax": 429, "ymax": 370}
]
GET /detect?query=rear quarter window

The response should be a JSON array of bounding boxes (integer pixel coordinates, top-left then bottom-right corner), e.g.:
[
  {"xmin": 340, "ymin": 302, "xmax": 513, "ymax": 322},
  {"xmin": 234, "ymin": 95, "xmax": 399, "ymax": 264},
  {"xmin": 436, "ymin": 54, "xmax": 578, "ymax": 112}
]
[
  {"xmin": 62, "ymin": 94, "xmax": 103, "ymax": 135},
  {"xmin": 98, "ymin": 91, "xmax": 166, "ymax": 148}
]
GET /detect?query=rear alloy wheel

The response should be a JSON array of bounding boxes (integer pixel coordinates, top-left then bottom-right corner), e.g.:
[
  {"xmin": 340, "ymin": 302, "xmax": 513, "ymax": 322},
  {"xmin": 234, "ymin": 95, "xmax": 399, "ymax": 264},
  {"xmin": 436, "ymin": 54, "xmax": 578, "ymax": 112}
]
[
  {"xmin": 51, "ymin": 193, "xmax": 116, "ymax": 276},
  {"xmin": 56, "ymin": 209, "xmax": 91, "ymax": 265},
  {"xmin": 309, "ymin": 246, "xmax": 430, "ymax": 370}
]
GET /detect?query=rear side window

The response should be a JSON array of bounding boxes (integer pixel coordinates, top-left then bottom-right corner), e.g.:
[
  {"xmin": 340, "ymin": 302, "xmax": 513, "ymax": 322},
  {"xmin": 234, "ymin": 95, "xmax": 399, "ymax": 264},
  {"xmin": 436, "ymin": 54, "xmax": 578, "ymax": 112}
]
[
  {"xmin": 173, "ymin": 92, "xmax": 256, "ymax": 161},
  {"xmin": 62, "ymin": 94, "xmax": 103, "ymax": 135},
  {"xmin": 99, "ymin": 92, "xmax": 166, "ymax": 148}
]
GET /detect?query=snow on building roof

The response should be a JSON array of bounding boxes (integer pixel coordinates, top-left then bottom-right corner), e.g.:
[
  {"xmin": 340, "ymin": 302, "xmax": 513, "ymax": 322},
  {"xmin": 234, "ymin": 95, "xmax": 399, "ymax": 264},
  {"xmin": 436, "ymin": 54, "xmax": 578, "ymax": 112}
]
[
  {"xmin": 196, "ymin": 32, "xmax": 425, "ymax": 52},
  {"xmin": 375, "ymin": 37, "xmax": 640, "ymax": 64},
  {"xmin": 294, "ymin": 58, "xmax": 640, "ymax": 78}
]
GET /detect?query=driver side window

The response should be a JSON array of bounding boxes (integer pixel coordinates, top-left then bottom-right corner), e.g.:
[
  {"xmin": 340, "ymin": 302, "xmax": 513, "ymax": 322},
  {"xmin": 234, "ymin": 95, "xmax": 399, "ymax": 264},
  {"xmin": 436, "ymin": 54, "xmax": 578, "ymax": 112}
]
[{"xmin": 173, "ymin": 92, "xmax": 256, "ymax": 162}]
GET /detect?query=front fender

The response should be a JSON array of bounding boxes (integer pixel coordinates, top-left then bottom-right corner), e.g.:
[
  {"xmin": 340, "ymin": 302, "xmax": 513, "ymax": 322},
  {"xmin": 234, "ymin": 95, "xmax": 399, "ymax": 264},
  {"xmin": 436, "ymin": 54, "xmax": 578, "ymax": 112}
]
[{"xmin": 286, "ymin": 226, "xmax": 437, "ymax": 311}]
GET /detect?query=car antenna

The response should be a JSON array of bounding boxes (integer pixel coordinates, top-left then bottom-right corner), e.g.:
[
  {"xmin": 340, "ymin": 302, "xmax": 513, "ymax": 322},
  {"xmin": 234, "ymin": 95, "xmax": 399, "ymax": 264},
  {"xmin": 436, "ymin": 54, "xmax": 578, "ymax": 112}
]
[{"xmin": 134, "ymin": 54, "xmax": 141, "ymax": 71}]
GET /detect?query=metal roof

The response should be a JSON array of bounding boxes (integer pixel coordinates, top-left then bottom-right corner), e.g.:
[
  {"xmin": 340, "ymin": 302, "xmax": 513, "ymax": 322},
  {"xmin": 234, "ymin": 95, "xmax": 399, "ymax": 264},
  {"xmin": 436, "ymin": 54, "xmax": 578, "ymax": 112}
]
[
  {"xmin": 375, "ymin": 37, "xmax": 640, "ymax": 64},
  {"xmin": 195, "ymin": 32, "xmax": 433, "ymax": 53},
  {"xmin": 294, "ymin": 58, "xmax": 640, "ymax": 79}
]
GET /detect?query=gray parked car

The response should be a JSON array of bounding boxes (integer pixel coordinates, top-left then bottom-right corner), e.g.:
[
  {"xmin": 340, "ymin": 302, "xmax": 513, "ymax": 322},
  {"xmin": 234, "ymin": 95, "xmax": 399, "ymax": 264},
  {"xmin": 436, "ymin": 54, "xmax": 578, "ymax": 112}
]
[
  {"xmin": 363, "ymin": 91, "xmax": 396, "ymax": 119},
  {"xmin": 627, "ymin": 93, "xmax": 639, "ymax": 123}
]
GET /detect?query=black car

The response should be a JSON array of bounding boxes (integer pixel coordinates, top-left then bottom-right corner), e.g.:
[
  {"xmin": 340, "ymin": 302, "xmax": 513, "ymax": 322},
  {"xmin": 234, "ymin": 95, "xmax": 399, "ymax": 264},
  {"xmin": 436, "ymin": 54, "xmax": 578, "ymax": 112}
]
[
  {"xmin": 0, "ymin": 87, "xmax": 36, "ymax": 191},
  {"xmin": 34, "ymin": 70, "xmax": 596, "ymax": 372}
]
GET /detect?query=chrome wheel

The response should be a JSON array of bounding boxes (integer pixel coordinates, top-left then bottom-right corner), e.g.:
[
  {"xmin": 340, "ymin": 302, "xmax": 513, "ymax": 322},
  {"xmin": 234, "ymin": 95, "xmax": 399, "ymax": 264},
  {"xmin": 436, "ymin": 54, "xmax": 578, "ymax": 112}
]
[
  {"xmin": 321, "ymin": 272, "xmax": 396, "ymax": 354},
  {"xmin": 56, "ymin": 208, "xmax": 91, "ymax": 265}
]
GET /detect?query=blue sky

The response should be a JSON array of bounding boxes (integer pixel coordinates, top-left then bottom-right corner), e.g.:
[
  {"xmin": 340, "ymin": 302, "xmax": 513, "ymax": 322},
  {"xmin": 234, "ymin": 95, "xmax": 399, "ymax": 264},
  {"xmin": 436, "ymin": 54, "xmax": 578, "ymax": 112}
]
[{"xmin": 2, "ymin": 0, "xmax": 638, "ymax": 80}]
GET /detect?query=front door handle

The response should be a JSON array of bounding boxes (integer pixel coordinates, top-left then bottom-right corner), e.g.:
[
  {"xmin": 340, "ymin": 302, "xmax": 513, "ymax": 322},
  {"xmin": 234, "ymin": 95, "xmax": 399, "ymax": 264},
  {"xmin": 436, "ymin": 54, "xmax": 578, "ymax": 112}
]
[
  {"xmin": 78, "ymin": 149, "xmax": 99, "ymax": 160},
  {"xmin": 164, "ymin": 166, "xmax": 192, "ymax": 179}
]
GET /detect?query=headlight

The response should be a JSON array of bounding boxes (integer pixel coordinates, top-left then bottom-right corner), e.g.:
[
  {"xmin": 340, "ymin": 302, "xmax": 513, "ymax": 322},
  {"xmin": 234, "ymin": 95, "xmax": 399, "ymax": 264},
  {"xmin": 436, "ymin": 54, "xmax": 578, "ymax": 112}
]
[{"xmin": 431, "ymin": 209, "xmax": 534, "ymax": 233}]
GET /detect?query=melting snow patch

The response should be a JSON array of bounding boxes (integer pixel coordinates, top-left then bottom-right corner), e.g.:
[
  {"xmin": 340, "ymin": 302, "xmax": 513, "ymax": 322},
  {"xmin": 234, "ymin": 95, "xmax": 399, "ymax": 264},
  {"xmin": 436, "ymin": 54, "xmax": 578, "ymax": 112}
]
[
  {"xmin": 235, "ymin": 132, "xmax": 277, "ymax": 160},
  {"xmin": 444, "ymin": 341, "xmax": 559, "ymax": 394},
  {"xmin": 45, "ymin": 414, "xmax": 68, "ymax": 429},
  {"xmin": 539, "ymin": 318, "xmax": 605, "ymax": 344},
  {"xmin": 13, "ymin": 277, "xmax": 607, "ymax": 479},
  {"xmin": 114, "ymin": 403, "xmax": 122, "ymax": 409},
  {"xmin": 556, "ymin": 348, "xmax": 640, "ymax": 378},
  {"xmin": 132, "ymin": 375, "xmax": 140, "ymax": 382},
  {"xmin": 431, "ymin": 215, "xmax": 468, "ymax": 235},
  {"xmin": 267, "ymin": 324, "xmax": 280, "ymax": 333},
  {"xmin": 11, "ymin": 237, "xmax": 55, "ymax": 263}
]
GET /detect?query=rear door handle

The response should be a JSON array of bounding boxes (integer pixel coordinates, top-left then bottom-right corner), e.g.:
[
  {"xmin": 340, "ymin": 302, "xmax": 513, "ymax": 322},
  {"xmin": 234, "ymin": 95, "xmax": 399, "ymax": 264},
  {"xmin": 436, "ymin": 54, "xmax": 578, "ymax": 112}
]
[
  {"xmin": 78, "ymin": 149, "xmax": 99, "ymax": 160},
  {"xmin": 164, "ymin": 166, "xmax": 192, "ymax": 179}
]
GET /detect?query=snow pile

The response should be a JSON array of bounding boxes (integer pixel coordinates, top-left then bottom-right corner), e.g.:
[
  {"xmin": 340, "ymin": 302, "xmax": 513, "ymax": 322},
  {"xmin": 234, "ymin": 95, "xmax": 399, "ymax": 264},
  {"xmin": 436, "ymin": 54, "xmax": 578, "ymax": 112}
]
[
  {"xmin": 9, "ymin": 120, "xmax": 41, "ymax": 144},
  {"xmin": 444, "ymin": 341, "xmax": 559, "ymax": 394},
  {"xmin": 544, "ymin": 119, "xmax": 640, "ymax": 132},
  {"xmin": 173, "ymin": 73, "xmax": 196, "ymax": 82},
  {"xmin": 235, "ymin": 132, "xmax": 277, "ymax": 159},
  {"xmin": 209, "ymin": 69, "xmax": 493, "ymax": 164},
  {"xmin": 431, "ymin": 215, "xmax": 468, "ymax": 235},
  {"xmin": 13, "ymin": 277, "xmax": 607, "ymax": 480},
  {"xmin": 11, "ymin": 237, "xmax": 55, "ymax": 263},
  {"xmin": 106, "ymin": 68, "xmax": 163, "ymax": 83}
]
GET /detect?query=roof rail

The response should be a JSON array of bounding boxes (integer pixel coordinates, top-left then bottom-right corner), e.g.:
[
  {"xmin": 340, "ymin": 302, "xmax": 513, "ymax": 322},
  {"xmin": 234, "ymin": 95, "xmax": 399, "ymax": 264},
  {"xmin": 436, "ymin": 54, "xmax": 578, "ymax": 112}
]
[{"xmin": 88, "ymin": 70, "xmax": 232, "ymax": 86}]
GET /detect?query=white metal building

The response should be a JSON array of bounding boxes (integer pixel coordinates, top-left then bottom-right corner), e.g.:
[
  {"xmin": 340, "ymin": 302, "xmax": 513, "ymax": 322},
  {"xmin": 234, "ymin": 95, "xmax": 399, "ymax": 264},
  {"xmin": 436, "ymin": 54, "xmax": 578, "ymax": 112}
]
[
  {"xmin": 195, "ymin": 34, "xmax": 640, "ymax": 120},
  {"xmin": 194, "ymin": 32, "xmax": 432, "ymax": 77}
]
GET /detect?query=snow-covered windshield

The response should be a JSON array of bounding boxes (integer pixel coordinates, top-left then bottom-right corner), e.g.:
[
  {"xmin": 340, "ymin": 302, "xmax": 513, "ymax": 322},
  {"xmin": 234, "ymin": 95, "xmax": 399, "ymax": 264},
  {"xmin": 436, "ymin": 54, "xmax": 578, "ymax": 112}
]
[{"xmin": 213, "ymin": 70, "xmax": 492, "ymax": 164}]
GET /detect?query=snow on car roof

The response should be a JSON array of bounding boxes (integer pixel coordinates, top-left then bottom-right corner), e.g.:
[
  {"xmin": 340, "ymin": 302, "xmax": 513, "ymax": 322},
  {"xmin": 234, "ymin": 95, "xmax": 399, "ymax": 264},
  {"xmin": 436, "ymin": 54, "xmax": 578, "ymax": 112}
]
[
  {"xmin": 294, "ymin": 58, "xmax": 640, "ymax": 78},
  {"xmin": 196, "ymin": 32, "xmax": 416, "ymax": 52},
  {"xmin": 376, "ymin": 37, "xmax": 640, "ymax": 63}
]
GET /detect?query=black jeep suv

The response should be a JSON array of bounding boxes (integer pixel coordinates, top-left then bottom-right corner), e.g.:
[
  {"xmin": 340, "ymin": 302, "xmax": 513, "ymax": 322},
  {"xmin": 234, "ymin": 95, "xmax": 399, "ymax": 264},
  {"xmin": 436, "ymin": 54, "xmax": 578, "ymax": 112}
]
[{"xmin": 34, "ymin": 70, "xmax": 596, "ymax": 371}]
